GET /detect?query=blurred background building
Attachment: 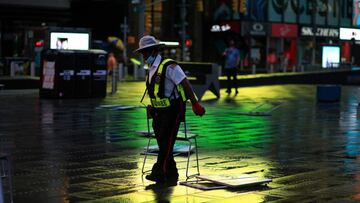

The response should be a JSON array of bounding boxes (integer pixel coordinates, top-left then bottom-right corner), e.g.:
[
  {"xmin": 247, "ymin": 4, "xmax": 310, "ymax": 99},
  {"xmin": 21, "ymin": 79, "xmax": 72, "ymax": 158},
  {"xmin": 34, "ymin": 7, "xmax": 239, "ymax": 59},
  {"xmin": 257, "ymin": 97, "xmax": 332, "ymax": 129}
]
[{"xmin": 0, "ymin": 0, "xmax": 359, "ymax": 76}]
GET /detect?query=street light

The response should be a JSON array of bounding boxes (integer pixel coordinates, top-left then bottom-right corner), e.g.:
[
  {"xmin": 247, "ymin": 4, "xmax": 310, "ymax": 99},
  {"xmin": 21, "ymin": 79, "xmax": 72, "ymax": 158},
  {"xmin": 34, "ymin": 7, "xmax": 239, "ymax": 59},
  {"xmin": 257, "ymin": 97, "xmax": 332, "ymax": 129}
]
[{"xmin": 311, "ymin": 1, "xmax": 317, "ymax": 66}]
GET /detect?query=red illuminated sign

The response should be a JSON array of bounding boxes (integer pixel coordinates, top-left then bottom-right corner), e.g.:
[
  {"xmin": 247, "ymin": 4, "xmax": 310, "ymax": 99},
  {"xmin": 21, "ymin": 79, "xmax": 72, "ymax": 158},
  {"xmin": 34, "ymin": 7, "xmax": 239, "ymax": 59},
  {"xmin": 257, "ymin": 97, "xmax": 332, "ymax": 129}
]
[
  {"xmin": 271, "ymin": 23, "xmax": 298, "ymax": 38},
  {"xmin": 35, "ymin": 40, "xmax": 43, "ymax": 47}
]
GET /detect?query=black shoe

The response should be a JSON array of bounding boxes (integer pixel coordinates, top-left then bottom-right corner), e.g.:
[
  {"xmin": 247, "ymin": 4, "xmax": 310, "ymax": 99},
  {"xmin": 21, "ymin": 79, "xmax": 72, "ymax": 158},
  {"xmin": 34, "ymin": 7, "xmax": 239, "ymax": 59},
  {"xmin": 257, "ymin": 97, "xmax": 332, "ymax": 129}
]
[
  {"xmin": 145, "ymin": 174, "xmax": 165, "ymax": 182},
  {"xmin": 145, "ymin": 174, "xmax": 157, "ymax": 182},
  {"xmin": 165, "ymin": 179, "xmax": 178, "ymax": 187},
  {"xmin": 145, "ymin": 181, "xmax": 177, "ymax": 190}
]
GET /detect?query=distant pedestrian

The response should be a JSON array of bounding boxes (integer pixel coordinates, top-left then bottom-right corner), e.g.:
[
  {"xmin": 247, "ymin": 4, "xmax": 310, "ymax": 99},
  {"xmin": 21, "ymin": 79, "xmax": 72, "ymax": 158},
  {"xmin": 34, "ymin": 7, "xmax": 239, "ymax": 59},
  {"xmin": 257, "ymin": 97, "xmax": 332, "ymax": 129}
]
[
  {"xmin": 223, "ymin": 39, "xmax": 240, "ymax": 94},
  {"xmin": 267, "ymin": 49, "xmax": 277, "ymax": 73},
  {"xmin": 107, "ymin": 52, "xmax": 117, "ymax": 76}
]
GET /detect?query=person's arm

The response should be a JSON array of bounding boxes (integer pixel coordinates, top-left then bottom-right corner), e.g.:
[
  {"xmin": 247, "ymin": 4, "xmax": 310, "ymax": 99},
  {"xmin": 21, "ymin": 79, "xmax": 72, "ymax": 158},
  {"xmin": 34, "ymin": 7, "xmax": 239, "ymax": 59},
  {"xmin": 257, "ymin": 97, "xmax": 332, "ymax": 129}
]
[
  {"xmin": 181, "ymin": 78, "xmax": 197, "ymax": 104},
  {"xmin": 180, "ymin": 78, "xmax": 205, "ymax": 116}
]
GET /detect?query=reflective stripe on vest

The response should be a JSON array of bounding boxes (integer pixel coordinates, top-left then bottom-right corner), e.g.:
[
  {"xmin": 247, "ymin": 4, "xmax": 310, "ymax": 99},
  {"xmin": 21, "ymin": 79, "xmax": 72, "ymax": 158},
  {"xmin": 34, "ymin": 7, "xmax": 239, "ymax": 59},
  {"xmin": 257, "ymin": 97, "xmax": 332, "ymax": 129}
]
[{"xmin": 151, "ymin": 59, "xmax": 187, "ymax": 108}]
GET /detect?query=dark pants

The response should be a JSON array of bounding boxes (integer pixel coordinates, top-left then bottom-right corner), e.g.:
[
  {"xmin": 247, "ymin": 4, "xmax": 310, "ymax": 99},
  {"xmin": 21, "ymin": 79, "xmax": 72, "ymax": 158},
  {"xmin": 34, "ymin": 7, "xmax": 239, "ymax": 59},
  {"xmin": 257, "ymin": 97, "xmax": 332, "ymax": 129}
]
[
  {"xmin": 150, "ymin": 99, "xmax": 185, "ymax": 180},
  {"xmin": 225, "ymin": 68, "xmax": 238, "ymax": 92}
]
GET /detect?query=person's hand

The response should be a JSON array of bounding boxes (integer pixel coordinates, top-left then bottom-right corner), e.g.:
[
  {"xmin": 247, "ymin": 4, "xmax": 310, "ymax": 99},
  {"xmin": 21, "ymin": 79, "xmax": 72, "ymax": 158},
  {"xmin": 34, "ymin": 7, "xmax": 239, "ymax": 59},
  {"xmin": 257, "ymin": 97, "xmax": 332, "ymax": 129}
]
[{"xmin": 192, "ymin": 102, "xmax": 205, "ymax": 116}]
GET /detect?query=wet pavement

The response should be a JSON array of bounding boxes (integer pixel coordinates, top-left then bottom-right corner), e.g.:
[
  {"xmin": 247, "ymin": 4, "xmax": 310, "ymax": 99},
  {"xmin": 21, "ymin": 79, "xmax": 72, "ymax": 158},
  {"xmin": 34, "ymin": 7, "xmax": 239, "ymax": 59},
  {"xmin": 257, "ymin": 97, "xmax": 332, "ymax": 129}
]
[{"xmin": 0, "ymin": 82, "xmax": 360, "ymax": 202}]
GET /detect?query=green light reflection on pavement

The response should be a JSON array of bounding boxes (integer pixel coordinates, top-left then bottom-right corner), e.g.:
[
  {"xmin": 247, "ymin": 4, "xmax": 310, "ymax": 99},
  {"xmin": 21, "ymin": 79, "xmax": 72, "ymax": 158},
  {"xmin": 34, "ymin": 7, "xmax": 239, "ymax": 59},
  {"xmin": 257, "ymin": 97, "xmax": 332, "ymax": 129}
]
[{"xmin": 90, "ymin": 82, "xmax": 315, "ymax": 203}]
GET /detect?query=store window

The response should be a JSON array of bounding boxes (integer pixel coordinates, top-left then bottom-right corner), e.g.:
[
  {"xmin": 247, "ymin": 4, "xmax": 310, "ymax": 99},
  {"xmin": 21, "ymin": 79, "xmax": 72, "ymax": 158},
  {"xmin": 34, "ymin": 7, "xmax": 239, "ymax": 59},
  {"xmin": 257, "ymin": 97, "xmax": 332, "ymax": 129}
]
[{"xmin": 144, "ymin": 0, "xmax": 162, "ymax": 36}]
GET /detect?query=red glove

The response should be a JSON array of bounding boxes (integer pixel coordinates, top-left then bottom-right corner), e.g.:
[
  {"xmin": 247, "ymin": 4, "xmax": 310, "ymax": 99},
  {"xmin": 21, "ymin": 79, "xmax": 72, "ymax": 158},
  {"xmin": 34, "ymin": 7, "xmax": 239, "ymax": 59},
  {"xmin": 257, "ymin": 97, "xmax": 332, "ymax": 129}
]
[{"xmin": 192, "ymin": 102, "xmax": 205, "ymax": 116}]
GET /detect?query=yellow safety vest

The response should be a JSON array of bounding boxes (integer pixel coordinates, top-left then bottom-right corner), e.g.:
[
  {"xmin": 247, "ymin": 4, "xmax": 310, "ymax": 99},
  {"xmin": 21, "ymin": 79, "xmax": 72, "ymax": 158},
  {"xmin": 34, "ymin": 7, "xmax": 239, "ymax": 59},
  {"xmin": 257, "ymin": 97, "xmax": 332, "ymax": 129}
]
[{"xmin": 149, "ymin": 58, "xmax": 187, "ymax": 108}]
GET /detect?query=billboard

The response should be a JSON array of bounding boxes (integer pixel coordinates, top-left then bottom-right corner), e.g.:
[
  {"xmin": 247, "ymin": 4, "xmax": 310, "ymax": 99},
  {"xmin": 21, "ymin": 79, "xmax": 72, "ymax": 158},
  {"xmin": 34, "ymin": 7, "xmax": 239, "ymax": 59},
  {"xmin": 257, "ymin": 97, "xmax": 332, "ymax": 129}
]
[
  {"xmin": 339, "ymin": 27, "xmax": 360, "ymax": 40},
  {"xmin": 354, "ymin": 0, "xmax": 360, "ymax": 26},
  {"xmin": 50, "ymin": 32, "xmax": 90, "ymax": 50},
  {"xmin": 322, "ymin": 46, "xmax": 340, "ymax": 68}
]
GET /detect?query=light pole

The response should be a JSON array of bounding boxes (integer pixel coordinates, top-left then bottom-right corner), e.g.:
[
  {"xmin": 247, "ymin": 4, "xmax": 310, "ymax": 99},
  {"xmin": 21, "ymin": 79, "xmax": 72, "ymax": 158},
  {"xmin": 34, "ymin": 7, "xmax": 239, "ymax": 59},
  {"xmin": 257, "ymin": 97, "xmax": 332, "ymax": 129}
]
[
  {"xmin": 180, "ymin": 0, "xmax": 187, "ymax": 61},
  {"xmin": 311, "ymin": 1, "xmax": 317, "ymax": 66}
]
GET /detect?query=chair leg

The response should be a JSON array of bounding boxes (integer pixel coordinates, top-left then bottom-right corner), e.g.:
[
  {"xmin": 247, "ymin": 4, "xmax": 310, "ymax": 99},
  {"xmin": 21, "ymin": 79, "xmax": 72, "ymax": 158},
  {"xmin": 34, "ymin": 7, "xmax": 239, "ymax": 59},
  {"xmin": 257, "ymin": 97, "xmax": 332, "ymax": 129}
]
[
  {"xmin": 194, "ymin": 137, "xmax": 200, "ymax": 176},
  {"xmin": 142, "ymin": 115, "xmax": 153, "ymax": 174},
  {"xmin": 142, "ymin": 137, "xmax": 152, "ymax": 174},
  {"xmin": 186, "ymin": 140, "xmax": 192, "ymax": 178}
]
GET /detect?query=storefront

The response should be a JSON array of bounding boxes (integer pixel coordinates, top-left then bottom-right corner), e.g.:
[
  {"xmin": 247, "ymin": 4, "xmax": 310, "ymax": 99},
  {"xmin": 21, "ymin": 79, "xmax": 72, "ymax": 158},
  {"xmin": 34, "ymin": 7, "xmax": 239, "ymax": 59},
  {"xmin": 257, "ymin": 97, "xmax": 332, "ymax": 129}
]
[
  {"xmin": 241, "ymin": 22, "xmax": 269, "ymax": 73},
  {"xmin": 339, "ymin": 27, "xmax": 360, "ymax": 67},
  {"xmin": 298, "ymin": 26, "xmax": 340, "ymax": 70},
  {"xmin": 209, "ymin": 21, "xmax": 242, "ymax": 73},
  {"xmin": 268, "ymin": 23, "xmax": 298, "ymax": 72}
]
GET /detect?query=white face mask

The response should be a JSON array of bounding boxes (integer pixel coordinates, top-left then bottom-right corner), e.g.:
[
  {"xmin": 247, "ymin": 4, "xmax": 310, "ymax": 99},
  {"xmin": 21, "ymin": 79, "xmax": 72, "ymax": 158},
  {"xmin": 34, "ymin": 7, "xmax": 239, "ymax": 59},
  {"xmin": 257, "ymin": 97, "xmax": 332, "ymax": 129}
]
[{"xmin": 146, "ymin": 55, "xmax": 156, "ymax": 65}]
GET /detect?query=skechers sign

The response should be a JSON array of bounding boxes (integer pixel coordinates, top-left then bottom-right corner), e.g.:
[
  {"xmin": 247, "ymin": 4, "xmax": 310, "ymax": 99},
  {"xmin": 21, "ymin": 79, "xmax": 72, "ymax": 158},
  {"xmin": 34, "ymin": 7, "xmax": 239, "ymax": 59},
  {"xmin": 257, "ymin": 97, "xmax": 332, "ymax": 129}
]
[{"xmin": 300, "ymin": 26, "xmax": 339, "ymax": 38}]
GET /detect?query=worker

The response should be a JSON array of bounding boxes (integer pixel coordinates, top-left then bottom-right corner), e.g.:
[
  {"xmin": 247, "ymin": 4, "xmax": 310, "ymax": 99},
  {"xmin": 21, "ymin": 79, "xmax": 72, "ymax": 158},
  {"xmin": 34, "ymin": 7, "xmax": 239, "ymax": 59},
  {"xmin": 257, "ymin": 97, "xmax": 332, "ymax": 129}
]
[{"xmin": 134, "ymin": 35, "xmax": 205, "ymax": 184}]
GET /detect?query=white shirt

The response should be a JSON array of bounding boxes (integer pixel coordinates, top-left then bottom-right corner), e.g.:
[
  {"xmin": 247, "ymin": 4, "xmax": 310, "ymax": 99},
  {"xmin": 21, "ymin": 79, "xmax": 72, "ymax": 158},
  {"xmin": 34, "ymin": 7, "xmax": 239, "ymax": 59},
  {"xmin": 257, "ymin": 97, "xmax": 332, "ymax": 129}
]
[{"xmin": 148, "ymin": 55, "xmax": 186, "ymax": 98}]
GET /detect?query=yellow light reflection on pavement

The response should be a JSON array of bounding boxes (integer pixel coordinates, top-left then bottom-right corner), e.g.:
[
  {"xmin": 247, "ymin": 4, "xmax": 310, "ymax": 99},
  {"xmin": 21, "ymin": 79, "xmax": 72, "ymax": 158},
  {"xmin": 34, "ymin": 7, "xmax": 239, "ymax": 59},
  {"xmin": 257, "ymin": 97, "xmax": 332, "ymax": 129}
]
[{"xmin": 98, "ymin": 82, "xmax": 315, "ymax": 202}]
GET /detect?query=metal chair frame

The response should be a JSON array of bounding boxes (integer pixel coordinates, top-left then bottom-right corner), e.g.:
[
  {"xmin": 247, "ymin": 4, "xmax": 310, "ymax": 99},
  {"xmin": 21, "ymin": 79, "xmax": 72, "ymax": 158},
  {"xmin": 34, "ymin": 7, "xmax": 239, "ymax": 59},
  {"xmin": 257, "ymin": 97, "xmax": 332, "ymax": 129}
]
[{"xmin": 140, "ymin": 110, "xmax": 200, "ymax": 179}]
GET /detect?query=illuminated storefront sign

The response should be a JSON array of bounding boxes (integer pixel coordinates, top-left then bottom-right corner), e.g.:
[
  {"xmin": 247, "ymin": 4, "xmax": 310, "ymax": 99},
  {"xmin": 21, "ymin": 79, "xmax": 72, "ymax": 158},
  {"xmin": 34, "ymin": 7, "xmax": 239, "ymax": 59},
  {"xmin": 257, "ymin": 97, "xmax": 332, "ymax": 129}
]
[
  {"xmin": 211, "ymin": 24, "xmax": 231, "ymax": 32},
  {"xmin": 300, "ymin": 26, "xmax": 339, "ymax": 38},
  {"xmin": 210, "ymin": 22, "xmax": 241, "ymax": 33},
  {"xmin": 339, "ymin": 27, "xmax": 360, "ymax": 40},
  {"xmin": 271, "ymin": 23, "xmax": 298, "ymax": 38},
  {"xmin": 242, "ymin": 22, "xmax": 268, "ymax": 36}
]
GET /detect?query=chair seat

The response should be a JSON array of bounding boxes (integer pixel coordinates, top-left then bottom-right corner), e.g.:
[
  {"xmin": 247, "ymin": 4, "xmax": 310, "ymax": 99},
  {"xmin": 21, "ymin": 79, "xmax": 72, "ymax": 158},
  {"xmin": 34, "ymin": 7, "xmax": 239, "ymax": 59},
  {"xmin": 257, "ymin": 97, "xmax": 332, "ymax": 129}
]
[
  {"xmin": 142, "ymin": 143, "xmax": 195, "ymax": 156},
  {"xmin": 137, "ymin": 130, "xmax": 197, "ymax": 140}
]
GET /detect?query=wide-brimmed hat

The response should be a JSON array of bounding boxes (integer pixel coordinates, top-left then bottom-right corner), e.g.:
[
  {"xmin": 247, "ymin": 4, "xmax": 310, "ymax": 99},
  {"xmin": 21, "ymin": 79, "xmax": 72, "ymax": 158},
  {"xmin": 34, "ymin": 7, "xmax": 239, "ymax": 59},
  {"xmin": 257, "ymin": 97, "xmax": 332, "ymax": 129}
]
[{"xmin": 134, "ymin": 35, "xmax": 163, "ymax": 53}]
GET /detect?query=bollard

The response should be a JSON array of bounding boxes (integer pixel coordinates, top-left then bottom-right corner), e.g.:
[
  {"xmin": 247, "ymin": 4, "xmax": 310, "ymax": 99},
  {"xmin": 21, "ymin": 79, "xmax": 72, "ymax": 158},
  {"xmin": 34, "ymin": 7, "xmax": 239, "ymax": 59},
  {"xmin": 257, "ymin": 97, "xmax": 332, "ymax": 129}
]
[
  {"xmin": 124, "ymin": 64, "xmax": 128, "ymax": 78},
  {"xmin": 30, "ymin": 62, "xmax": 36, "ymax": 77},
  {"xmin": 138, "ymin": 65, "xmax": 146, "ymax": 79},
  {"xmin": 252, "ymin": 64, "xmax": 256, "ymax": 74},
  {"xmin": 133, "ymin": 64, "xmax": 138, "ymax": 80},
  {"xmin": 111, "ymin": 67, "xmax": 117, "ymax": 94},
  {"xmin": 316, "ymin": 85, "xmax": 341, "ymax": 102},
  {"xmin": 10, "ymin": 62, "xmax": 15, "ymax": 77},
  {"xmin": 0, "ymin": 176, "xmax": 3, "ymax": 203},
  {"xmin": 118, "ymin": 63, "xmax": 123, "ymax": 81},
  {"xmin": 270, "ymin": 64, "xmax": 274, "ymax": 73}
]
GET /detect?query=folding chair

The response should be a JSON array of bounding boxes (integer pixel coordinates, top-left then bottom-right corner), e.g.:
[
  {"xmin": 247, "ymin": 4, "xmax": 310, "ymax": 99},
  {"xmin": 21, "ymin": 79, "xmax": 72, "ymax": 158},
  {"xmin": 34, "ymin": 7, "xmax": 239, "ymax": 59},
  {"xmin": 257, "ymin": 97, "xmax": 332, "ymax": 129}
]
[
  {"xmin": 0, "ymin": 153, "xmax": 13, "ymax": 203},
  {"xmin": 139, "ymin": 107, "xmax": 200, "ymax": 179}
]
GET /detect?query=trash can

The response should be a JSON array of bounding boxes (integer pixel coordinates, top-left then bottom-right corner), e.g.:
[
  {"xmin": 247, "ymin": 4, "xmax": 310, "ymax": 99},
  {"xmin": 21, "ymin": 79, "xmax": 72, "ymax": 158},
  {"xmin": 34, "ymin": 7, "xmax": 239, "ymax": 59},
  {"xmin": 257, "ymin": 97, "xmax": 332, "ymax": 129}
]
[
  {"xmin": 57, "ymin": 50, "xmax": 76, "ymax": 98},
  {"xmin": 316, "ymin": 85, "xmax": 341, "ymax": 102},
  {"xmin": 74, "ymin": 51, "xmax": 92, "ymax": 98},
  {"xmin": 90, "ymin": 49, "xmax": 107, "ymax": 98},
  {"xmin": 40, "ymin": 50, "xmax": 76, "ymax": 98}
]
